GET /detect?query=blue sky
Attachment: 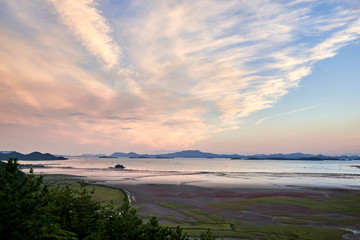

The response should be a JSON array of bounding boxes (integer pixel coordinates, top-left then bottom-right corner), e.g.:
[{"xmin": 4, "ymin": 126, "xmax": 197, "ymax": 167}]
[
  {"xmin": 0, "ymin": 0, "xmax": 359, "ymax": 155},
  {"xmin": 194, "ymin": 43, "xmax": 360, "ymax": 155}
]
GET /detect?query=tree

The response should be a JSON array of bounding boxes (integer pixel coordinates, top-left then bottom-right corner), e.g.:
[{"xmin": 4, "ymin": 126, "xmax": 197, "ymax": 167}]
[
  {"xmin": 199, "ymin": 229, "xmax": 216, "ymax": 240},
  {"xmin": 169, "ymin": 226, "xmax": 189, "ymax": 240},
  {"xmin": 44, "ymin": 182, "xmax": 106, "ymax": 239},
  {"xmin": 142, "ymin": 217, "xmax": 172, "ymax": 240},
  {"xmin": 0, "ymin": 158, "xmax": 48, "ymax": 240},
  {"xmin": 0, "ymin": 158, "xmax": 215, "ymax": 240}
]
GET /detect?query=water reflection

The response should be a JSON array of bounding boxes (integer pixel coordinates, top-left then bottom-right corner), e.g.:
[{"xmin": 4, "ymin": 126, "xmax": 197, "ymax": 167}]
[{"xmin": 20, "ymin": 157, "xmax": 360, "ymax": 189}]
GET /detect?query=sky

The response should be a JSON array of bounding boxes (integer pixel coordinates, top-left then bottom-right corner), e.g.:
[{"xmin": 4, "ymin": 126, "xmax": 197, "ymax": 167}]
[{"xmin": 0, "ymin": 0, "xmax": 359, "ymax": 155}]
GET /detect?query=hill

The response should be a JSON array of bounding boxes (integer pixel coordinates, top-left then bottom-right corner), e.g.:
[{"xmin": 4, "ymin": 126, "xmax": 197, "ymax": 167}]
[
  {"xmin": 0, "ymin": 151, "xmax": 67, "ymax": 161},
  {"xmin": 5, "ymin": 150, "xmax": 357, "ymax": 161},
  {"xmin": 103, "ymin": 150, "xmax": 360, "ymax": 160}
]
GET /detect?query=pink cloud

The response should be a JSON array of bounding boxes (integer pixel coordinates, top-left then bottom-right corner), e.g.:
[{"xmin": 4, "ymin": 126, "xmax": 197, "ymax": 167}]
[{"xmin": 1, "ymin": 1, "xmax": 360, "ymax": 154}]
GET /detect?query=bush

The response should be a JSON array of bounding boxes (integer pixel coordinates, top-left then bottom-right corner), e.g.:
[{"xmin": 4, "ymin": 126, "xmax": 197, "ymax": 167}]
[
  {"xmin": 0, "ymin": 158, "xmax": 213, "ymax": 240},
  {"xmin": 0, "ymin": 158, "xmax": 48, "ymax": 240}
]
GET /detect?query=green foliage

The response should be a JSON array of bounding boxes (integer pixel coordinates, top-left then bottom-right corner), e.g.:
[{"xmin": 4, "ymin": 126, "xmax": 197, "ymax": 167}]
[
  {"xmin": 206, "ymin": 194, "xmax": 360, "ymax": 216},
  {"xmin": 199, "ymin": 229, "xmax": 216, "ymax": 240},
  {"xmin": 156, "ymin": 195, "xmax": 355, "ymax": 239},
  {"xmin": 0, "ymin": 158, "xmax": 210, "ymax": 240},
  {"xmin": 169, "ymin": 226, "xmax": 189, "ymax": 240},
  {"xmin": 157, "ymin": 202, "xmax": 189, "ymax": 210},
  {"xmin": 0, "ymin": 158, "xmax": 48, "ymax": 240},
  {"xmin": 70, "ymin": 184, "xmax": 126, "ymax": 209},
  {"xmin": 1, "ymin": 158, "xmax": 355, "ymax": 240},
  {"xmin": 44, "ymin": 184, "xmax": 104, "ymax": 239},
  {"xmin": 42, "ymin": 223, "xmax": 78, "ymax": 240},
  {"xmin": 142, "ymin": 217, "xmax": 172, "ymax": 240},
  {"xmin": 102, "ymin": 202, "xmax": 145, "ymax": 240}
]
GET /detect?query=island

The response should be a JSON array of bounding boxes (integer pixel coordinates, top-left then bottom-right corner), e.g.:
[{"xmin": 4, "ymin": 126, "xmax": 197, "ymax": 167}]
[
  {"xmin": 97, "ymin": 150, "xmax": 360, "ymax": 160},
  {"xmin": 0, "ymin": 151, "xmax": 67, "ymax": 161},
  {"xmin": 114, "ymin": 164, "xmax": 125, "ymax": 169}
]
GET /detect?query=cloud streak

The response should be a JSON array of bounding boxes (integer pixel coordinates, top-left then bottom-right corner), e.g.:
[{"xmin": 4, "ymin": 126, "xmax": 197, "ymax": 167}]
[
  {"xmin": 46, "ymin": 0, "xmax": 122, "ymax": 69},
  {"xmin": 256, "ymin": 104, "xmax": 325, "ymax": 126}
]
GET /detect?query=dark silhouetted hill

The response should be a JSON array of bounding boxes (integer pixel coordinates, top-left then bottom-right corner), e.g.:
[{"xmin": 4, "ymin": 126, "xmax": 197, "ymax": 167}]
[
  {"xmin": 99, "ymin": 150, "xmax": 360, "ymax": 160},
  {"xmin": 0, "ymin": 151, "xmax": 67, "ymax": 161}
]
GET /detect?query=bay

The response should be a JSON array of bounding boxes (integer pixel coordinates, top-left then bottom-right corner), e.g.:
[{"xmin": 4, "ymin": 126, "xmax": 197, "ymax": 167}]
[{"xmin": 22, "ymin": 157, "xmax": 360, "ymax": 189}]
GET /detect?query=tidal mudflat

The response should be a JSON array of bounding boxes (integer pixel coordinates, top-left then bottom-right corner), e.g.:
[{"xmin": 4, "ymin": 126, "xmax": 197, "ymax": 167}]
[
  {"xmin": 83, "ymin": 181, "xmax": 359, "ymax": 240},
  {"xmin": 29, "ymin": 157, "xmax": 360, "ymax": 239}
]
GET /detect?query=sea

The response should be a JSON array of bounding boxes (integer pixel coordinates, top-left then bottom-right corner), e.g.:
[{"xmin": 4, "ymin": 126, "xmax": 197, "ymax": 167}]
[{"xmin": 22, "ymin": 157, "xmax": 360, "ymax": 190}]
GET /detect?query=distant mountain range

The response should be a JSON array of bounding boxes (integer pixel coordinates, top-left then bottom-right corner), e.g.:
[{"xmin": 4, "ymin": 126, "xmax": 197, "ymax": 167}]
[
  {"xmin": 105, "ymin": 150, "xmax": 360, "ymax": 160},
  {"xmin": 3, "ymin": 150, "xmax": 358, "ymax": 161},
  {"xmin": 0, "ymin": 151, "xmax": 67, "ymax": 161}
]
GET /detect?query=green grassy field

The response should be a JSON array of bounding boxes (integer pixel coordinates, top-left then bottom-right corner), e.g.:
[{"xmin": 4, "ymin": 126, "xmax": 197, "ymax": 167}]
[
  {"xmin": 19, "ymin": 164, "xmax": 46, "ymax": 168},
  {"xmin": 42, "ymin": 174, "xmax": 84, "ymax": 185},
  {"xmin": 42, "ymin": 174, "xmax": 127, "ymax": 209},
  {"xmin": 154, "ymin": 203, "xmax": 351, "ymax": 240},
  {"xmin": 70, "ymin": 184, "xmax": 127, "ymax": 209},
  {"xmin": 147, "ymin": 191, "xmax": 360, "ymax": 240},
  {"xmin": 206, "ymin": 192, "xmax": 360, "ymax": 216}
]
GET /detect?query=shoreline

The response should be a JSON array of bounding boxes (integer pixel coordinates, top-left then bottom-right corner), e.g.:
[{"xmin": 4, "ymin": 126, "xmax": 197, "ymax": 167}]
[
  {"xmin": 89, "ymin": 180, "xmax": 356, "ymax": 201},
  {"xmin": 90, "ymin": 181, "xmax": 360, "ymax": 238},
  {"xmin": 86, "ymin": 179, "xmax": 357, "ymax": 214},
  {"xmin": 26, "ymin": 156, "xmax": 360, "ymax": 239},
  {"xmin": 41, "ymin": 173, "xmax": 360, "ymax": 239}
]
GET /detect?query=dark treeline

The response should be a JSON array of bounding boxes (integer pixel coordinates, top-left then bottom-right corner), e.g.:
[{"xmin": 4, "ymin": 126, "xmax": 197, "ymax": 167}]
[{"xmin": 0, "ymin": 159, "xmax": 215, "ymax": 240}]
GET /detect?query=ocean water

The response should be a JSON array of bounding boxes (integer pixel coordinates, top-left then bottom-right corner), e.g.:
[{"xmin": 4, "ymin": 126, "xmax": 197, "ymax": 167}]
[{"xmin": 22, "ymin": 157, "xmax": 360, "ymax": 189}]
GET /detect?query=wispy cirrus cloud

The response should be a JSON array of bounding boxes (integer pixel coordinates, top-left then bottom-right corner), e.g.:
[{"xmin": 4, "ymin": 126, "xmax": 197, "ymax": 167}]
[
  {"xmin": 1, "ymin": 0, "xmax": 360, "ymax": 153},
  {"xmin": 256, "ymin": 104, "xmax": 325, "ymax": 126},
  {"xmin": 46, "ymin": 0, "xmax": 122, "ymax": 69},
  {"xmin": 115, "ymin": 0, "xmax": 360, "ymax": 127}
]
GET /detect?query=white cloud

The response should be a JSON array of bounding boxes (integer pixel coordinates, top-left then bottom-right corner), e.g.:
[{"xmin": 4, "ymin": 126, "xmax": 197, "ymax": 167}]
[
  {"xmin": 256, "ymin": 104, "xmax": 325, "ymax": 125},
  {"xmin": 114, "ymin": 0, "xmax": 360, "ymax": 130},
  {"xmin": 46, "ymin": 0, "xmax": 122, "ymax": 69},
  {"xmin": 1, "ymin": 0, "xmax": 360, "ymax": 152}
]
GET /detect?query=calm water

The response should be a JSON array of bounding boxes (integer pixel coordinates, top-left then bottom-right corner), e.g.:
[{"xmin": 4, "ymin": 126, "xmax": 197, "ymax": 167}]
[{"xmin": 22, "ymin": 157, "xmax": 360, "ymax": 189}]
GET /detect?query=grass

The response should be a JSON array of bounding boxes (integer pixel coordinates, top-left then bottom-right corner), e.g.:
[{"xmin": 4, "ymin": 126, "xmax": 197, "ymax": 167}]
[
  {"xmin": 163, "ymin": 223, "xmax": 232, "ymax": 231},
  {"xmin": 182, "ymin": 223, "xmax": 349, "ymax": 240},
  {"xmin": 42, "ymin": 174, "xmax": 83, "ymax": 186},
  {"xmin": 206, "ymin": 191, "xmax": 360, "ymax": 216},
  {"xmin": 40, "ymin": 174, "xmax": 358, "ymax": 239},
  {"xmin": 274, "ymin": 217, "xmax": 309, "ymax": 225},
  {"xmin": 71, "ymin": 184, "xmax": 126, "ymax": 209},
  {"xmin": 264, "ymin": 211, "xmax": 360, "ymax": 226},
  {"xmin": 232, "ymin": 223, "xmax": 349, "ymax": 240},
  {"xmin": 179, "ymin": 209, "xmax": 224, "ymax": 224},
  {"xmin": 157, "ymin": 202, "xmax": 189, "ymax": 210},
  {"xmin": 153, "ymin": 192, "xmax": 360, "ymax": 239},
  {"xmin": 158, "ymin": 202, "xmax": 227, "ymax": 224},
  {"xmin": 157, "ymin": 202, "xmax": 345, "ymax": 239},
  {"xmin": 42, "ymin": 174, "xmax": 127, "ymax": 209},
  {"xmin": 20, "ymin": 164, "xmax": 45, "ymax": 168}
]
